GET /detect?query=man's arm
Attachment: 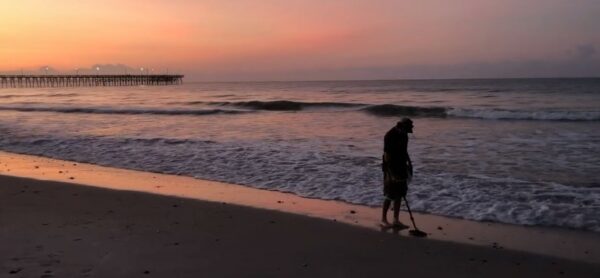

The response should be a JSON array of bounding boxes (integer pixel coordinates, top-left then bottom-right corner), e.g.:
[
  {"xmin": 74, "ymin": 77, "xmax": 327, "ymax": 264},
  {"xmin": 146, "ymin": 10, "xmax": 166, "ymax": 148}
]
[{"xmin": 407, "ymin": 153, "xmax": 413, "ymax": 176}]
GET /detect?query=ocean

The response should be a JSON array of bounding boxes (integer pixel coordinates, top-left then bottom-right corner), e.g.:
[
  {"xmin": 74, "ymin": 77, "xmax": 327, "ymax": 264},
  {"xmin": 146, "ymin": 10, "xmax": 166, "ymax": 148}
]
[{"xmin": 1, "ymin": 78, "xmax": 599, "ymax": 231}]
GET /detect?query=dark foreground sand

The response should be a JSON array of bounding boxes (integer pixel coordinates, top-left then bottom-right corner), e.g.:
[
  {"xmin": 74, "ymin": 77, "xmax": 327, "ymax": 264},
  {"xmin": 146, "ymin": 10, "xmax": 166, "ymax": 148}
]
[{"xmin": 1, "ymin": 175, "xmax": 599, "ymax": 277}]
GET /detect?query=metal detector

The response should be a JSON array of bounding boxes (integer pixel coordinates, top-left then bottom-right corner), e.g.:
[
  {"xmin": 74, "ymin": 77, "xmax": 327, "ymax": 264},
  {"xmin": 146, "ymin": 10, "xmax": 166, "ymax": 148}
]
[{"xmin": 403, "ymin": 196, "xmax": 427, "ymax": 237}]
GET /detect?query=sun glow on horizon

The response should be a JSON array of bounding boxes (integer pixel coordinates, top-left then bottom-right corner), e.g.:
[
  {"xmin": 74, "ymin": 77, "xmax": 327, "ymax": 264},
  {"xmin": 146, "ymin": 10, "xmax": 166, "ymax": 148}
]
[{"xmin": 1, "ymin": 0, "xmax": 599, "ymax": 80}]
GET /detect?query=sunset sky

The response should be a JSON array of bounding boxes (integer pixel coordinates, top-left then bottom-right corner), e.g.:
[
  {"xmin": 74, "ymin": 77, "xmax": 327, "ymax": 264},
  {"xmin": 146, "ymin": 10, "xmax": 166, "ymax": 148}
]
[{"xmin": 1, "ymin": 0, "xmax": 599, "ymax": 81}]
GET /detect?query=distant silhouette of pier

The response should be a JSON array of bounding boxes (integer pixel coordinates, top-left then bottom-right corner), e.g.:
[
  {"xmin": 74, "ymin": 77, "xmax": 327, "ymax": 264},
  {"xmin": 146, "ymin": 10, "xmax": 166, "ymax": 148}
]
[{"xmin": 0, "ymin": 74, "xmax": 184, "ymax": 88}]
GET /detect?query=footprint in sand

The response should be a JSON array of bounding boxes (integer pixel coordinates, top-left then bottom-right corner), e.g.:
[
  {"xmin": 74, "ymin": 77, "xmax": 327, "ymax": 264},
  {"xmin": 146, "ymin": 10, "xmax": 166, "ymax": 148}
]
[{"xmin": 9, "ymin": 268, "xmax": 23, "ymax": 274}]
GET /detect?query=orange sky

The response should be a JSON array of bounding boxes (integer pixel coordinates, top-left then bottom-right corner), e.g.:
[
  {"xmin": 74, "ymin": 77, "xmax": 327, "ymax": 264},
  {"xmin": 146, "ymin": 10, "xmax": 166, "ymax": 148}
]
[{"xmin": 1, "ymin": 0, "xmax": 599, "ymax": 80}]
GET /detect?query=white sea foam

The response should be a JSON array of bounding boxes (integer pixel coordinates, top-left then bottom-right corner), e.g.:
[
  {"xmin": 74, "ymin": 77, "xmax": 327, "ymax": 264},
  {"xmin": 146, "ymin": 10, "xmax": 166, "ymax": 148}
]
[
  {"xmin": 448, "ymin": 108, "xmax": 600, "ymax": 121},
  {"xmin": 1, "ymin": 134, "xmax": 599, "ymax": 232},
  {"xmin": 408, "ymin": 173, "xmax": 600, "ymax": 231}
]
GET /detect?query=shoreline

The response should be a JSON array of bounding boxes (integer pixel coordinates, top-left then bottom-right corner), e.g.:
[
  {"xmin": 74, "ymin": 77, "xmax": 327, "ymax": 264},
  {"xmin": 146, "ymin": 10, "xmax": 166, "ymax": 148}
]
[{"xmin": 1, "ymin": 150, "xmax": 599, "ymax": 265}]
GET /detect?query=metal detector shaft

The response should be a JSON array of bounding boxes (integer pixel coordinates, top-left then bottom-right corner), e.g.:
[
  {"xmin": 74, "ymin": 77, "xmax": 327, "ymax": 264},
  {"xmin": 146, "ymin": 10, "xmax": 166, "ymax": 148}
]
[{"xmin": 403, "ymin": 196, "xmax": 419, "ymax": 230}]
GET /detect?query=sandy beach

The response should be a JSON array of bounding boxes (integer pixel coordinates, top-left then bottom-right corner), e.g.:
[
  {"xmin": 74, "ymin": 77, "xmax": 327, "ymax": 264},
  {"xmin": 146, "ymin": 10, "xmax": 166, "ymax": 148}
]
[{"xmin": 1, "ymin": 151, "xmax": 599, "ymax": 277}]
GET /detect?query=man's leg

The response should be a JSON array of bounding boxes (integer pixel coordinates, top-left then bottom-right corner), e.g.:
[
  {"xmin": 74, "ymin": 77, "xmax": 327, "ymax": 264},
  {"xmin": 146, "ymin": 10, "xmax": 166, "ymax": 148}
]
[
  {"xmin": 393, "ymin": 198, "xmax": 402, "ymax": 224},
  {"xmin": 381, "ymin": 199, "xmax": 391, "ymax": 224}
]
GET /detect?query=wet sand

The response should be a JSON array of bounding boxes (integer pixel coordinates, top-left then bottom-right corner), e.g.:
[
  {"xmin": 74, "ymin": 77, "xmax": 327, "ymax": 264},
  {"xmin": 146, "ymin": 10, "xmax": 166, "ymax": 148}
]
[{"xmin": 1, "ymin": 151, "xmax": 599, "ymax": 277}]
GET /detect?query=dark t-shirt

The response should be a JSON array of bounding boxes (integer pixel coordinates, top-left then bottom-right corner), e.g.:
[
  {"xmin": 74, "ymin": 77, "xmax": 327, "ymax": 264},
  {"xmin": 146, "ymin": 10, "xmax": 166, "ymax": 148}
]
[
  {"xmin": 383, "ymin": 127, "xmax": 409, "ymax": 176},
  {"xmin": 384, "ymin": 127, "xmax": 408, "ymax": 159}
]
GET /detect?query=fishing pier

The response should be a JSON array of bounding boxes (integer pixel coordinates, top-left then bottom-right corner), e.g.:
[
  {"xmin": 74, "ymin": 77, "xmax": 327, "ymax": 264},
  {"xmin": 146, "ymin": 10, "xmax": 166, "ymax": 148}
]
[{"xmin": 0, "ymin": 74, "xmax": 184, "ymax": 88}]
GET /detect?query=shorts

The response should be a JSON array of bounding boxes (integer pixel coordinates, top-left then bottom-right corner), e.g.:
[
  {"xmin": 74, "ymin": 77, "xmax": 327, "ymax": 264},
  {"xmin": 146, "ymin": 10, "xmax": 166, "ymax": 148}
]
[
  {"xmin": 383, "ymin": 171, "xmax": 408, "ymax": 201},
  {"xmin": 382, "ymin": 153, "xmax": 409, "ymax": 201}
]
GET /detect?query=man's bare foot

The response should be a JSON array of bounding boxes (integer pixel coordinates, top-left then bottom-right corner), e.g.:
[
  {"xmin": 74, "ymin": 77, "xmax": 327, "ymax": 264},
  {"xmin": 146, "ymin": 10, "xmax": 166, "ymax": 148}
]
[{"xmin": 380, "ymin": 220, "xmax": 392, "ymax": 228}]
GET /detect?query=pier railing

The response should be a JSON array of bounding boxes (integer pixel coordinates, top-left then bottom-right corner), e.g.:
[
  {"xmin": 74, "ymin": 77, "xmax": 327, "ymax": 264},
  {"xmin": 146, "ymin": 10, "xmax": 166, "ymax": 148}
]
[{"xmin": 0, "ymin": 74, "xmax": 184, "ymax": 88}]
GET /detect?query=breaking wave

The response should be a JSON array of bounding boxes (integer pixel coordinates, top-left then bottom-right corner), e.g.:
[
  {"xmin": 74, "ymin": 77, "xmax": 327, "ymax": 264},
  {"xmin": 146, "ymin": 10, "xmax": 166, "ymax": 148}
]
[
  {"xmin": 0, "ymin": 106, "xmax": 250, "ymax": 116},
  {"xmin": 190, "ymin": 100, "xmax": 366, "ymax": 111},
  {"xmin": 448, "ymin": 108, "xmax": 600, "ymax": 121},
  {"xmin": 361, "ymin": 104, "xmax": 447, "ymax": 117},
  {"xmin": 0, "ymin": 101, "xmax": 598, "ymax": 121},
  {"xmin": 196, "ymin": 100, "xmax": 600, "ymax": 121},
  {"xmin": 0, "ymin": 93, "xmax": 78, "ymax": 99}
]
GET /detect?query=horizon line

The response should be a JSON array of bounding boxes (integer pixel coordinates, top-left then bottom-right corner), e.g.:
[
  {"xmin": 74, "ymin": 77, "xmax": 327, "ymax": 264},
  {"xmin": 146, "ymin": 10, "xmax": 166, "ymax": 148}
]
[{"xmin": 184, "ymin": 76, "xmax": 600, "ymax": 83}]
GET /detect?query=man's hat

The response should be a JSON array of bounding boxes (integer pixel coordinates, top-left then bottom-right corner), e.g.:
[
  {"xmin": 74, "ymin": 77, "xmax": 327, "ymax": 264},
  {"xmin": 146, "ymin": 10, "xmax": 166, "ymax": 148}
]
[{"xmin": 397, "ymin": 118, "xmax": 413, "ymax": 128}]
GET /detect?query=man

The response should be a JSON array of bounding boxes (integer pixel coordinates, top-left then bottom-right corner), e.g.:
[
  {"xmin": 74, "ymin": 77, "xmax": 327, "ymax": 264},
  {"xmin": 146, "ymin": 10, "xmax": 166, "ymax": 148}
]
[{"xmin": 381, "ymin": 118, "xmax": 413, "ymax": 227}]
